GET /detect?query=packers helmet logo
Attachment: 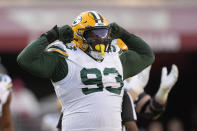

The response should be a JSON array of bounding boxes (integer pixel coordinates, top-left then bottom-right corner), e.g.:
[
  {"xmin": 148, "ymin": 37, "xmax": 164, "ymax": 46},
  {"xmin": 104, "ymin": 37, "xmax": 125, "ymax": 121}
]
[{"xmin": 72, "ymin": 16, "xmax": 82, "ymax": 27}]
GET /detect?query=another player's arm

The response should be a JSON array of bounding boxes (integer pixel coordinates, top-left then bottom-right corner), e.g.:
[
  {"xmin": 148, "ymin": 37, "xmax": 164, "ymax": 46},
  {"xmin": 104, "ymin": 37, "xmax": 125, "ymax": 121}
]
[
  {"xmin": 0, "ymin": 94, "xmax": 14, "ymax": 131},
  {"xmin": 17, "ymin": 26, "xmax": 73, "ymax": 81},
  {"xmin": 134, "ymin": 92, "xmax": 165, "ymax": 120},
  {"xmin": 133, "ymin": 65, "xmax": 179, "ymax": 120},
  {"xmin": 110, "ymin": 23, "xmax": 155, "ymax": 79}
]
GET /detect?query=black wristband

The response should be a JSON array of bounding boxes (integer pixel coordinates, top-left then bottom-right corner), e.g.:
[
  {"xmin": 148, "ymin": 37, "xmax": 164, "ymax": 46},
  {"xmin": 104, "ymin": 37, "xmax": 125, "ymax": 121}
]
[
  {"xmin": 41, "ymin": 25, "xmax": 59, "ymax": 43},
  {"xmin": 151, "ymin": 98, "xmax": 166, "ymax": 110}
]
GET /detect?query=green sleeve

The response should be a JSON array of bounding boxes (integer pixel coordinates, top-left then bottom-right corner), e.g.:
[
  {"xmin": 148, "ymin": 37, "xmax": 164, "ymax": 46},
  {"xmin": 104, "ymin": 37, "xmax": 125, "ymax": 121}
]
[
  {"xmin": 17, "ymin": 36, "xmax": 68, "ymax": 82},
  {"xmin": 119, "ymin": 30, "xmax": 155, "ymax": 80}
]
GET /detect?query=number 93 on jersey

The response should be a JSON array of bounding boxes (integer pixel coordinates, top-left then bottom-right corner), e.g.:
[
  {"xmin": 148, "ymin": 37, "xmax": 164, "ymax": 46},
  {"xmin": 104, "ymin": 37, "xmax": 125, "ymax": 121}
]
[{"xmin": 80, "ymin": 67, "xmax": 124, "ymax": 95}]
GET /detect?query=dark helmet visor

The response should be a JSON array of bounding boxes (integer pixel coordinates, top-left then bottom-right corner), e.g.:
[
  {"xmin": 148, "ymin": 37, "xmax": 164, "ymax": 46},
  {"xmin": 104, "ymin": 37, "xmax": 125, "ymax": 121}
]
[{"xmin": 83, "ymin": 28, "xmax": 111, "ymax": 49}]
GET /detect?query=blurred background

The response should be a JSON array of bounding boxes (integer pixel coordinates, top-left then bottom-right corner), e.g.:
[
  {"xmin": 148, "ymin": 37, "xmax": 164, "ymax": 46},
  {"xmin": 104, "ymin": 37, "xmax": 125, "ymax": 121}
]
[{"xmin": 0, "ymin": 0, "xmax": 197, "ymax": 131}]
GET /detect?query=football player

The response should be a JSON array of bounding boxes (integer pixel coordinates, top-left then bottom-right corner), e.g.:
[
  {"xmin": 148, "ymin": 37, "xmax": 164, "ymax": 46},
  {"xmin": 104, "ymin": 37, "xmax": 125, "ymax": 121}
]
[
  {"xmin": 17, "ymin": 11, "xmax": 154, "ymax": 131},
  {"xmin": 0, "ymin": 62, "xmax": 14, "ymax": 131}
]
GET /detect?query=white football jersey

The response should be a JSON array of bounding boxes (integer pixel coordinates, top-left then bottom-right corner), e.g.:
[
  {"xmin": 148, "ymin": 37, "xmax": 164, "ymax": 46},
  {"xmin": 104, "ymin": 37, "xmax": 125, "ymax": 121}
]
[
  {"xmin": 0, "ymin": 74, "xmax": 12, "ymax": 117},
  {"xmin": 48, "ymin": 40, "xmax": 124, "ymax": 131}
]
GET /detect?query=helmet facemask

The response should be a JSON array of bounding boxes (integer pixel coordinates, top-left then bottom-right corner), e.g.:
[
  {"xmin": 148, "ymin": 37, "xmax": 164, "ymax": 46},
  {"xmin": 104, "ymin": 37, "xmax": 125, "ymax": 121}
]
[{"xmin": 83, "ymin": 26, "xmax": 112, "ymax": 61}]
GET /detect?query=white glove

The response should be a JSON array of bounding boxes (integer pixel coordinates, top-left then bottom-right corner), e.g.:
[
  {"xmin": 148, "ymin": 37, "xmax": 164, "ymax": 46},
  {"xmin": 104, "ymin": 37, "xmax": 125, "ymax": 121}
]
[
  {"xmin": 155, "ymin": 64, "xmax": 179, "ymax": 104},
  {"xmin": 124, "ymin": 65, "xmax": 152, "ymax": 95}
]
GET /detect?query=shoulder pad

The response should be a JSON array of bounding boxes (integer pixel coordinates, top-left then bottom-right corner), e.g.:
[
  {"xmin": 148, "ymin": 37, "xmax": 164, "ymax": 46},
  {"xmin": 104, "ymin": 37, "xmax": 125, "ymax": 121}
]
[
  {"xmin": 46, "ymin": 41, "xmax": 69, "ymax": 58},
  {"xmin": 111, "ymin": 39, "xmax": 128, "ymax": 56},
  {"xmin": 113, "ymin": 39, "xmax": 128, "ymax": 51}
]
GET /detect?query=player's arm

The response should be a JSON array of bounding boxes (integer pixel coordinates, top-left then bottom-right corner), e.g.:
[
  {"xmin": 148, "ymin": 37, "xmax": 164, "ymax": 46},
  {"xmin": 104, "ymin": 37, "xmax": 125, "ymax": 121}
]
[
  {"xmin": 0, "ymin": 94, "xmax": 14, "ymax": 131},
  {"xmin": 122, "ymin": 91, "xmax": 139, "ymax": 131},
  {"xmin": 17, "ymin": 25, "xmax": 73, "ymax": 81},
  {"xmin": 110, "ymin": 23, "xmax": 155, "ymax": 79}
]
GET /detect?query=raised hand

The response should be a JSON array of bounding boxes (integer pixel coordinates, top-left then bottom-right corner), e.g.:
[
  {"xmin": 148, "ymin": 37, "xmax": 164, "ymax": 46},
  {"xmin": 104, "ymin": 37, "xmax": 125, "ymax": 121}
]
[{"xmin": 155, "ymin": 64, "xmax": 179, "ymax": 104}]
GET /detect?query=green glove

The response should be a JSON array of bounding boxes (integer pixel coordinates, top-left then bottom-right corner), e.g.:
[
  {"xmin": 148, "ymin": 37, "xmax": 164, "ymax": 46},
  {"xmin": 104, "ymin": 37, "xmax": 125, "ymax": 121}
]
[
  {"xmin": 42, "ymin": 25, "xmax": 73, "ymax": 44},
  {"xmin": 109, "ymin": 22, "xmax": 123, "ymax": 39},
  {"xmin": 58, "ymin": 25, "xmax": 73, "ymax": 44}
]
